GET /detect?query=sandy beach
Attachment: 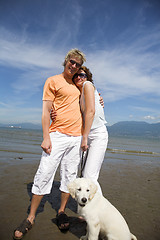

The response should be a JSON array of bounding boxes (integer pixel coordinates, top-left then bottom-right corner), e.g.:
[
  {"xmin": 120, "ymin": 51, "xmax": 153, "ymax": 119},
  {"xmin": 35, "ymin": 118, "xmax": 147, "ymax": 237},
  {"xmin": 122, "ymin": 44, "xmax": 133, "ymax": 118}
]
[{"xmin": 0, "ymin": 156, "xmax": 160, "ymax": 240}]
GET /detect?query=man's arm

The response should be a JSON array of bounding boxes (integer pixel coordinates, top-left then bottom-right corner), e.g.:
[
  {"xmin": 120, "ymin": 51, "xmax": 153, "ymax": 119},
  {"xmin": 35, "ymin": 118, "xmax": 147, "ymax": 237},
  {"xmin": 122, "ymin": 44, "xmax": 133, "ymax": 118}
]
[{"xmin": 41, "ymin": 100, "xmax": 53, "ymax": 154}]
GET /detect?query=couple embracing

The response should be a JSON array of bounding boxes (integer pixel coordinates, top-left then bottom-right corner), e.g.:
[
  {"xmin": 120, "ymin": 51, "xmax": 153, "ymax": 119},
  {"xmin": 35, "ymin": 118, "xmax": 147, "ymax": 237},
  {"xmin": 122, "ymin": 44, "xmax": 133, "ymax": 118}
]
[{"xmin": 14, "ymin": 48, "xmax": 108, "ymax": 239}]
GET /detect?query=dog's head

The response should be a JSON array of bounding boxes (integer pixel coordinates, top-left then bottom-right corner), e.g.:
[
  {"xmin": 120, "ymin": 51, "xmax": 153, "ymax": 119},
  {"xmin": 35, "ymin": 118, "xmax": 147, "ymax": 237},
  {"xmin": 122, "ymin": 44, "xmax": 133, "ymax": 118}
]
[{"xmin": 68, "ymin": 178, "xmax": 98, "ymax": 207}]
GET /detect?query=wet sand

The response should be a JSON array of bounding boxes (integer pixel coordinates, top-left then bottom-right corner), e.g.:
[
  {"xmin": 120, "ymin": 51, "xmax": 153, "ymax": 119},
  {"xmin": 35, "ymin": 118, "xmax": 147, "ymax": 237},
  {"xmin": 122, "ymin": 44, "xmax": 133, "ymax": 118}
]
[{"xmin": 0, "ymin": 157, "xmax": 160, "ymax": 240}]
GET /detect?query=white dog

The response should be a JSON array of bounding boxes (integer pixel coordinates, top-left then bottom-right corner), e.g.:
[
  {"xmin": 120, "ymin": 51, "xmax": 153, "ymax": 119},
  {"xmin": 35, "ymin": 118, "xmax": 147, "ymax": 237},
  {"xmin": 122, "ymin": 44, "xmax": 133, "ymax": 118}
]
[{"xmin": 68, "ymin": 178, "xmax": 137, "ymax": 240}]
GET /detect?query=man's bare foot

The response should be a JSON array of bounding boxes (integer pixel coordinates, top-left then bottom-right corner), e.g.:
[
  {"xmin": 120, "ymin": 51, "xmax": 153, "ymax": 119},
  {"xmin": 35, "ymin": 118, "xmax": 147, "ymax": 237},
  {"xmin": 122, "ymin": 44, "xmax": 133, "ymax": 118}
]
[{"xmin": 14, "ymin": 217, "xmax": 34, "ymax": 239}]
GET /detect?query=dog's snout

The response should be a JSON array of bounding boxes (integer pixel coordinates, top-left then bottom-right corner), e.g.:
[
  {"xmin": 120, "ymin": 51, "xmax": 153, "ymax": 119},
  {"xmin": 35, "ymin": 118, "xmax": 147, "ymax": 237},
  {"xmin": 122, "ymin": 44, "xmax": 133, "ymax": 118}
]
[{"xmin": 82, "ymin": 197, "xmax": 87, "ymax": 203}]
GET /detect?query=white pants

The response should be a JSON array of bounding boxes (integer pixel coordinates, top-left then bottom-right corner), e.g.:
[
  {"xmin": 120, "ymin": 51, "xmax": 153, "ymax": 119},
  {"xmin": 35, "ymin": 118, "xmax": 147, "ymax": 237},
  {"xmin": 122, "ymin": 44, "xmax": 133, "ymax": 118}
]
[
  {"xmin": 32, "ymin": 131, "xmax": 81, "ymax": 195},
  {"xmin": 82, "ymin": 125, "xmax": 108, "ymax": 194}
]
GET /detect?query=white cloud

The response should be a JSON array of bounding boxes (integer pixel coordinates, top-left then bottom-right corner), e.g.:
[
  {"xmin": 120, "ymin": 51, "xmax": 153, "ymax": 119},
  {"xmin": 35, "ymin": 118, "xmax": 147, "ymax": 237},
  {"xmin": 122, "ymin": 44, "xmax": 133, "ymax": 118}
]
[
  {"xmin": 0, "ymin": 106, "xmax": 42, "ymax": 124},
  {"xmin": 86, "ymin": 34, "xmax": 160, "ymax": 102},
  {"xmin": 0, "ymin": 101, "xmax": 10, "ymax": 107},
  {"xmin": 144, "ymin": 115, "xmax": 155, "ymax": 120},
  {"xmin": 1, "ymin": 21, "xmax": 160, "ymax": 103},
  {"xmin": 133, "ymin": 106, "xmax": 159, "ymax": 114},
  {"xmin": 142, "ymin": 115, "xmax": 160, "ymax": 123},
  {"xmin": 0, "ymin": 28, "xmax": 64, "ymax": 70}
]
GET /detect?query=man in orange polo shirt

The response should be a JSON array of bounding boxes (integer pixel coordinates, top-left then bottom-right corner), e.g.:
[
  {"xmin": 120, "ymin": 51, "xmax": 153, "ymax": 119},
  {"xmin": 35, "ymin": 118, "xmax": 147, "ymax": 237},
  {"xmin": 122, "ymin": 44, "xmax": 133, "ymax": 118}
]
[{"xmin": 14, "ymin": 49, "xmax": 86, "ymax": 239}]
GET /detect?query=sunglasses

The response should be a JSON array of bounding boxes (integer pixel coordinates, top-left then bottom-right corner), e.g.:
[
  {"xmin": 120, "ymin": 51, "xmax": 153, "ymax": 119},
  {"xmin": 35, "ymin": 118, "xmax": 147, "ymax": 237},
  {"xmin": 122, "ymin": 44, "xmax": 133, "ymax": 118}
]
[
  {"xmin": 70, "ymin": 59, "xmax": 81, "ymax": 68},
  {"xmin": 74, "ymin": 73, "xmax": 87, "ymax": 79}
]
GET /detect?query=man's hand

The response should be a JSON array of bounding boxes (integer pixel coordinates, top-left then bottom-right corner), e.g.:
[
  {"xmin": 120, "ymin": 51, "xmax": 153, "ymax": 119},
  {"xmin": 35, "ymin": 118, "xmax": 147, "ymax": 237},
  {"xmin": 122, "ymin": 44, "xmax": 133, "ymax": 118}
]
[
  {"xmin": 99, "ymin": 93, "xmax": 104, "ymax": 108},
  {"xmin": 41, "ymin": 100, "xmax": 53, "ymax": 154},
  {"xmin": 41, "ymin": 137, "xmax": 52, "ymax": 154}
]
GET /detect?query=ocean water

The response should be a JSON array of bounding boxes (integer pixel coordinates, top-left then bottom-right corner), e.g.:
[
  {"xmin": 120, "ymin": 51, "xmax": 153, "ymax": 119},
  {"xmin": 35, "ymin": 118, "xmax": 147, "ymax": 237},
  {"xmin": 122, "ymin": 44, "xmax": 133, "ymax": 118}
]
[
  {"xmin": 0, "ymin": 127, "xmax": 160, "ymax": 166},
  {"xmin": 106, "ymin": 135, "xmax": 160, "ymax": 165},
  {"xmin": 0, "ymin": 127, "xmax": 42, "ymax": 165}
]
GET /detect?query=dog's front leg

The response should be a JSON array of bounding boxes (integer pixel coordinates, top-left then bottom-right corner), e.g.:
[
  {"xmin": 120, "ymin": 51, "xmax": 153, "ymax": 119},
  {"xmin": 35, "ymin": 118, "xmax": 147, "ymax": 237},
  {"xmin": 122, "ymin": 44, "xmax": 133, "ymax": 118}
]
[
  {"xmin": 80, "ymin": 234, "xmax": 88, "ymax": 240},
  {"xmin": 87, "ymin": 222, "xmax": 100, "ymax": 240}
]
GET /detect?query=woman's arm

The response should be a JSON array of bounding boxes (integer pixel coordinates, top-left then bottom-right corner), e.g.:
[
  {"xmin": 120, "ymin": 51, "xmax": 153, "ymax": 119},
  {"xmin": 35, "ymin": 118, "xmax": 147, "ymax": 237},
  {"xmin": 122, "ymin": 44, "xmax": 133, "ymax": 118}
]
[
  {"xmin": 81, "ymin": 83, "xmax": 95, "ymax": 151},
  {"xmin": 41, "ymin": 100, "xmax": 53, "ymax": 154}
]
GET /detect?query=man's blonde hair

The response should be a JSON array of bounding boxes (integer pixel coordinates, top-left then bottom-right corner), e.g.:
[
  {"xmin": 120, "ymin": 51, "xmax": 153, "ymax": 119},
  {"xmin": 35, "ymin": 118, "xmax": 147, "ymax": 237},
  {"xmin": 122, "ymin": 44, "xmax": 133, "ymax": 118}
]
[{"xmin": 63, "ymin": 48, "xmax": 86, "ymax": 66}]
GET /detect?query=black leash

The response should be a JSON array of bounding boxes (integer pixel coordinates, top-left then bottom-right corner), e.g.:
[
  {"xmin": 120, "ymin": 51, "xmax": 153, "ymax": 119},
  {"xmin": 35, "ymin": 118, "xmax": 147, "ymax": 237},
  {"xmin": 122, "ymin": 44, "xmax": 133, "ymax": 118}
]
[{"xmin": 80, "ymin": 148, "xmax": 89, "ymax": 178}]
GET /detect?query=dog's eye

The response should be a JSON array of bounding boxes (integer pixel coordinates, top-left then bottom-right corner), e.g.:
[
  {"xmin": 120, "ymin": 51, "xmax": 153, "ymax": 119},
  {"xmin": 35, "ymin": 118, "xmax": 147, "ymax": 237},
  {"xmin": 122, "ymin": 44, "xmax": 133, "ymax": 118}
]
[
  {"xmin": 77, "ymin": 188, "xmax": 81, "ymax": 191},
  {"xmin": 86, "ymin": 189, "xmax": 90, "ymax": 192}
]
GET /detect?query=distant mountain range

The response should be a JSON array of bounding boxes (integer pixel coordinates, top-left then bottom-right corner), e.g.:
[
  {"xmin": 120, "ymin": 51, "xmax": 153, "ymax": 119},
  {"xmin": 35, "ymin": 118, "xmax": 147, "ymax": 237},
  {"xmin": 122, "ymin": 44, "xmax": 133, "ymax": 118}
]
[
  {"xmin": 0, "ymin": 121, "xmax": 160, "ymax": 137},
  {"xmin": 107, "ymin": 121, "xmax": 160, "ymax": 138}
]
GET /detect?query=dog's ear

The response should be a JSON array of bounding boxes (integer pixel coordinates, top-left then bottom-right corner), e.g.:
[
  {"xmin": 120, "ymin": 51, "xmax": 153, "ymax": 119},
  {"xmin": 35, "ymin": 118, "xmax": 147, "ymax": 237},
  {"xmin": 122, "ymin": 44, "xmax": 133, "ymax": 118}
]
[
  {"xmin": 89, "ymin": 181, "xmax": 98, "ymax": 200},
  {"xmin": 67, "ymin": 181, "xmax": 76, "ymax": 199}
]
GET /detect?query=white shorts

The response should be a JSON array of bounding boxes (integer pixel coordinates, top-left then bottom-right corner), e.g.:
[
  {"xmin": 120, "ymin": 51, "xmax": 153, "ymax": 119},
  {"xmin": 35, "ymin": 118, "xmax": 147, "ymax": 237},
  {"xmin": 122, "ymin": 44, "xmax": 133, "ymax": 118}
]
[{"xmin": 32, "ymin": 131, "xmax": 81, "ymax": 195}]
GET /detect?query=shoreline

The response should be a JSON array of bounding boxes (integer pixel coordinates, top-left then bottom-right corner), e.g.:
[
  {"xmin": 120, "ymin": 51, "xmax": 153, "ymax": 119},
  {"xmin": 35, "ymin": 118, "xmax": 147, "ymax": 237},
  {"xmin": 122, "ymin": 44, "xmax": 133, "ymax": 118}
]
[{"xmin": 0, "ymin": 158, "xmax": 160, "ymax": 240}]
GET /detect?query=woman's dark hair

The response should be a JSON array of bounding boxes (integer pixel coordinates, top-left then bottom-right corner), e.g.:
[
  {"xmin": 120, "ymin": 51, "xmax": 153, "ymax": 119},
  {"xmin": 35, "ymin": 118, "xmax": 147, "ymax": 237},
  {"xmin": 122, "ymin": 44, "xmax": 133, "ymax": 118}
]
[{"xmin": 73, "ymin": 66, "xmax": 94, "ymax": 85}]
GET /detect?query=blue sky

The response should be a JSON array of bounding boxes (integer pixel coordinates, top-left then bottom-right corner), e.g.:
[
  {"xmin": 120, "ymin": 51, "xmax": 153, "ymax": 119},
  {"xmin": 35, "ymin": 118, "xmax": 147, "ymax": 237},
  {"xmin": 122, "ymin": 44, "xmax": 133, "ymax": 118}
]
[{"xmin": 0, "ymin": 0, "xmax": 160, "ymax": 126}]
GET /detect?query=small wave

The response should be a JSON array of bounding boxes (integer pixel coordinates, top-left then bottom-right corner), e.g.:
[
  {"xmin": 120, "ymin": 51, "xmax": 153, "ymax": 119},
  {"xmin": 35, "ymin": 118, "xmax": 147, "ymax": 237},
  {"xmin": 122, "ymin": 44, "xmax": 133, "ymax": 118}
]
[
  {"xmin": 0, "ymin": 149, "xmax": 41, "ymax": 155},
  {"xmin": 107, "ymin": 148, "xmax": 159, "ymax": 155}
]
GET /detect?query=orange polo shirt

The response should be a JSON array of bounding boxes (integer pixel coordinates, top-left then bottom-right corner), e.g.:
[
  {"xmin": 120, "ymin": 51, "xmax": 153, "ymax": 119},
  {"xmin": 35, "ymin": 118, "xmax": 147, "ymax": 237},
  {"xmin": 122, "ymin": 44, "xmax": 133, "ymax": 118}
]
[{"xmin": 43, "ymin": 74, "xmax": 82, "ymax": 136}]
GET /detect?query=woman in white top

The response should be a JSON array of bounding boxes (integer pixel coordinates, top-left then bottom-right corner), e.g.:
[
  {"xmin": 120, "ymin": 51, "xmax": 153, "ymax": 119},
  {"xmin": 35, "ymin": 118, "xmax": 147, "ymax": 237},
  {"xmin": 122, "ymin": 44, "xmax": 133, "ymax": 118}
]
[{"xmin": 73, "ymin": 66, "xmax": 108, "ymax": 194}]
